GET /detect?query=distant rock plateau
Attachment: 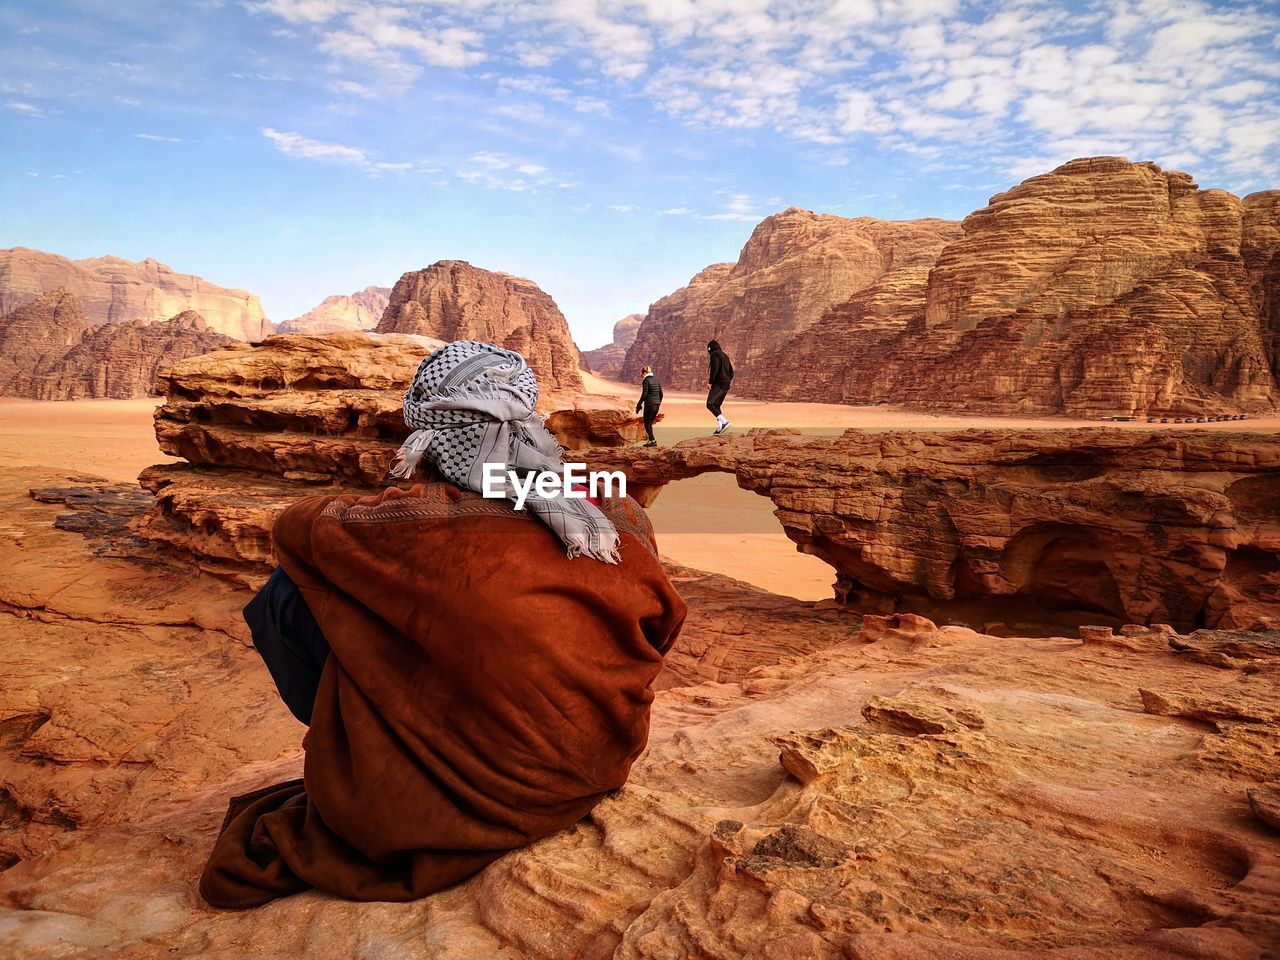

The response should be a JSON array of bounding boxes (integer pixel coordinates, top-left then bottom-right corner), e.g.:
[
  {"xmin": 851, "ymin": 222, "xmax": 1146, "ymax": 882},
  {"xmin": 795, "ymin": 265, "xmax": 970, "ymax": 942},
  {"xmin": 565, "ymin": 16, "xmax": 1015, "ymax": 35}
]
[
  {"xmin": 277, "ymin": 285, "xmax": 391, "ymax": 334},
  {"xmin": 0, "ymin": 247, "xmax": 270, "ymax": 340},
  {"xmin": 583, "ymin": 312, "xmax": 643, "ymax": 378}
]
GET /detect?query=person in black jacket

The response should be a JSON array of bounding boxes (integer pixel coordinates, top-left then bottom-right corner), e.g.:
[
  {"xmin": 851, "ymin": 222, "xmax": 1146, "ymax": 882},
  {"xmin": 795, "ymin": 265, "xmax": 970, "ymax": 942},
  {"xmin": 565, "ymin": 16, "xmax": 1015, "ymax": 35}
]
[
  {"xmin": 635, "ymin": 365, "xmax": 663, "ymax": 447},
  {"xmin": 706, "ymin": 339, "xmax": 733, "ymax": 435}
]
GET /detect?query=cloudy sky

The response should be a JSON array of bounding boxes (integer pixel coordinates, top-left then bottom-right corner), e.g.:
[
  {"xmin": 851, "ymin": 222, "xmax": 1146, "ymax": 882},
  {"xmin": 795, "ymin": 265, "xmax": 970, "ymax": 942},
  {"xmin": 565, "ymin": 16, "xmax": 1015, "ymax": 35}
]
[{"xmin": 2, "ymin": 0, "xmax": 1278, "ymax": 347}]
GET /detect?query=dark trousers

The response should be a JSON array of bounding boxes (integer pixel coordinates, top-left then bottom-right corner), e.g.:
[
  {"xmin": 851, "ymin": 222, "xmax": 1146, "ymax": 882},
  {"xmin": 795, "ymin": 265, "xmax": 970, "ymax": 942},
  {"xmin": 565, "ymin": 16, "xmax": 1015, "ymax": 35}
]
[
  {"xmin": 243, "ymin": 566, "xmax": 331, "ymax": 725},
  {"xmin": 706, "ymin": 384, "xmax": 729, "ymax": 418},
  {"xmin": 642, "ymin": 403, "xmax": 659, "ymax": 442}
]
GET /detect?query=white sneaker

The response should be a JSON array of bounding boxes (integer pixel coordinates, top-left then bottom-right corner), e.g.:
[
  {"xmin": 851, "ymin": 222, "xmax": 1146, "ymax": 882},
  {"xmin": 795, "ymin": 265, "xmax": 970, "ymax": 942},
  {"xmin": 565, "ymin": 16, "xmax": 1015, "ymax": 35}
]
[{"xmin": 714, "ymin": 420, "xmax": 731, "ymax": 436}]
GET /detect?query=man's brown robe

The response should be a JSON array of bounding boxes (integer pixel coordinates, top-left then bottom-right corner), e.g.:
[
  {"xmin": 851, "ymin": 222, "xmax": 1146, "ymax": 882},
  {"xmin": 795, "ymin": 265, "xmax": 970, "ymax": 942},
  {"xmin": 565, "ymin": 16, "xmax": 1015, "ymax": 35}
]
[{"xmin": 199, "ymin": 482, "xmax": 686, "ymax": 908}]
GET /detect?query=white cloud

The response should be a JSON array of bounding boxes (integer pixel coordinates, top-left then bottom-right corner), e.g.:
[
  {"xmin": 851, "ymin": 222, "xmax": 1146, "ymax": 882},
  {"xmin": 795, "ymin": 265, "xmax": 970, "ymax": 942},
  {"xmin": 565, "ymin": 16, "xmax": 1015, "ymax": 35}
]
[
  {"xmin": 6, "ymin": 101, "xmax": 43, "ymax": 116},
  {"xmin": 608, "ymin": 204, "xmax": 638, "ymax": 213},
  {"xmin": 134, "ymin": 133, "xmax": 184, "ymax": 142},
  {"xmin": 261, "ymin": 127, "xmax": 426, "ymax": 176},
  {"xmin": 243, "ymin": 0, "xmax": 1280, "ymax": 190},
  {"xmin": 661, "ymin": 207, "xmax": 691, "ymax": 215}
]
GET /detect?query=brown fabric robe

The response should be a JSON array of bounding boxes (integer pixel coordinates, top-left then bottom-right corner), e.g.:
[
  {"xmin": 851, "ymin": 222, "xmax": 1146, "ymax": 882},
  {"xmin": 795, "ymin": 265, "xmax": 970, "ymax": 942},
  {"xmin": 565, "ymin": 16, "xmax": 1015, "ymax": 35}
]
[{"xmin": 199, "ymin": 482, "xmax": 686, "ymax": 907}]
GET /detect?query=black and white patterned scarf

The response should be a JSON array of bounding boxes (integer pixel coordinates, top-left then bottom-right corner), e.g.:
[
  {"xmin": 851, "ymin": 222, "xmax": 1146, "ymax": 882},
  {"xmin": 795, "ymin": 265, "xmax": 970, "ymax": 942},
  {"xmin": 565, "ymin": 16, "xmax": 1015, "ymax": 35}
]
[{"xmin": 388, "ymin": 339, "xmax": 621, "ymax": 563}]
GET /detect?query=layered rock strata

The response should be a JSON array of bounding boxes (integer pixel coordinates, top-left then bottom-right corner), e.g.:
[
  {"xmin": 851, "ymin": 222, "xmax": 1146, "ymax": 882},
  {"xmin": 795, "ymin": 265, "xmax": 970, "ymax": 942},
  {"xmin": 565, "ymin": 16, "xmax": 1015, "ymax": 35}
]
[
  {"xmin": 376, "ymin": 260, "xmax": 585, "ymax": 392},
  {"xmin": 138, "ymin": 331, "xmax": 642, "ymax": 579},
  {"xmin": 0, "ymin": 246, "xmax": 270, "ymax": 340}
]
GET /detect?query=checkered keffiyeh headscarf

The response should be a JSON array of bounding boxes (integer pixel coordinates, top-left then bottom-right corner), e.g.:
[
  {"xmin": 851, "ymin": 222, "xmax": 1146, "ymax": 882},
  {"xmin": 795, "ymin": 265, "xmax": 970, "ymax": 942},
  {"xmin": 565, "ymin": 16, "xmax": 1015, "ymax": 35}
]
[{"xmin": 387, "ymin": 339, "xmax": 621, "ymax": 563}]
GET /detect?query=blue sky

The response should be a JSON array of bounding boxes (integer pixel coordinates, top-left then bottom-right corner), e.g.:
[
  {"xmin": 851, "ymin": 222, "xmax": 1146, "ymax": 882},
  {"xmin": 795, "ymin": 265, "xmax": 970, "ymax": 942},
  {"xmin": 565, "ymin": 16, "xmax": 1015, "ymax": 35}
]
[{"xmin": 2, "ymin": 0, "xmax": 1278, "ymax": 349}]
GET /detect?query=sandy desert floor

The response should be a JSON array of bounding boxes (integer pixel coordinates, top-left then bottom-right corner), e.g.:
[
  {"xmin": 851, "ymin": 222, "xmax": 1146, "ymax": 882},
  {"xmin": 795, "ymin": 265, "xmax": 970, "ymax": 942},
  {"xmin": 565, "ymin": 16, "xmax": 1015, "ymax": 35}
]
[{"xmin": 5, "ymin": 392, "xmax": 1279, "ymax": 601}]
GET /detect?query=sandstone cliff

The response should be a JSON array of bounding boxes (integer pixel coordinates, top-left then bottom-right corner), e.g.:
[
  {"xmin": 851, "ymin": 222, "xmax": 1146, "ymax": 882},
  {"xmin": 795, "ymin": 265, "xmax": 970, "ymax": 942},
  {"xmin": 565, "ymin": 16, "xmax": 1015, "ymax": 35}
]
[
  {"xmin": 620, "ymin": 212, "xmax": 961, "ymax": 388},
  {"xmin": 376, "ymin": 260, "xmax": 585, "ymax": 393},
  {"xmin": 0, "ymin": 247, "xmax": 270, "ymax": 340},
  {"xmin": 19, "ymin": 311, "xmax": 234, "ymax": 401},
  {"xmin": 0, "ymin": 292, "xmax": 234, "ymax": 400},
  {"xmin": 277, "ymin": 285, "xmax": 391, "ymax": 334},
  {"xmin": 0, "ymin": 289, "xmax": 93, "ymax": 390},
  {"xmin": 762, "ymin": 158, "xmax": 1280, "ymax": 417},
  {"xmin": 582, "ymin": 313, "xmax": 643, "ymax": 378}
]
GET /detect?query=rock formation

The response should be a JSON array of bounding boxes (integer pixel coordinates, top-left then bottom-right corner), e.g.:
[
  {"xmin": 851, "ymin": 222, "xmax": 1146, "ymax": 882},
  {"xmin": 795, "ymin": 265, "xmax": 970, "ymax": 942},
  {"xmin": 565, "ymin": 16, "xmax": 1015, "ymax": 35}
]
[
  {"xmin": 0, "ymin": 289, "xmax": 93, "ymax": 390},
  {"xmin": 629, "ymin": 159, "xmax": 1280, "ymax": 418},
  {"xmin": 277, "ymin": 285, "xmax": 391, "ymax": 334},
  {"xmin": 18, "ymin": 311, "xmax": 234, "ymax": 400},
  {"xmin": 0, "ymin": 247, "xmax": 270, "ymax": 340},
  {"xmin": 0, "ymin": 292, "xmax": 233, "ymax": 400},
  {"xmin": 376, "ymin": 260, "xmax": 585, "ymax": 393},
  {"xmin": 582, "ymin": 313, "xmax": 642, "ymax": 378},
  {"xmin": 763, "ymin": 158, "xmax": 1280, "ymax": 417},
  {"xmin": 620, "ymin": 211, "xmax": 962, "ymax": 388},
  {"xmin": 2, "ymin": 463, "xmax": 1278, "ymax": 957},
  {"xmin": 124, "ymin": 331, "xmax": 1280, "ymax": 632}
]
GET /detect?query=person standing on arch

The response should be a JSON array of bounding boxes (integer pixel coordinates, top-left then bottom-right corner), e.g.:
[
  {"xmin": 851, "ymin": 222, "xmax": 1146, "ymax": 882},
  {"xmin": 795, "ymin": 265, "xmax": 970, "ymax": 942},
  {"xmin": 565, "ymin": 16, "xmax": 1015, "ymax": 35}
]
[
  {"xmin": 635, "ymin": 364, "xmax": 663, "ymax": 448},
  {"xmin": 706, "ymin": 339, "xmax": 733, "ymax": 436}
]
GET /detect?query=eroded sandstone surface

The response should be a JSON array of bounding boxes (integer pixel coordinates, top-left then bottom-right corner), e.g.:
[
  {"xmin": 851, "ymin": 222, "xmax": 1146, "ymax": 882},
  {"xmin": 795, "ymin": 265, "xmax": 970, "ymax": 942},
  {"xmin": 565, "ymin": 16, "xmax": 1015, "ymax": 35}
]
[
  {"xmin": 0, "ymin": 473, "xmax": 1277, "ymax": 959},
  {"xmin": 376, "ymin": 260, "xmax": 585, "ymax": 393},
  {"xmin": 0, "ymin": 247, "xmax": 270, "ymax": 340}
]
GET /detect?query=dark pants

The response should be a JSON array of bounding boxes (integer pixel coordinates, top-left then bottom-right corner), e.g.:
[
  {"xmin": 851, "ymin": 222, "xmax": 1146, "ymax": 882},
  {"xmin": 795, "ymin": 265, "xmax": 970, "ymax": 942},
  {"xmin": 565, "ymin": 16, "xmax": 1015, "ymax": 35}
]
[
  {"xmin": 642, "ymin": 403, "xmax": 659, "ymax": 442},
  {"xmin": 706, "ymin": 384, "xmax": 730, "ymax": 418},
  {"xmin": 243, "ymin": 566, "xmax": 331, "ymax": 725}
]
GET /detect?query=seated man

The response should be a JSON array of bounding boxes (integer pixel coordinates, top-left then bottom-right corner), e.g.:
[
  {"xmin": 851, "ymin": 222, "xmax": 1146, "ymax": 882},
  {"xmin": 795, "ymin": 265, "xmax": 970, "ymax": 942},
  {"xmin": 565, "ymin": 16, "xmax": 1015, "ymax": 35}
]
[{"xmin": 200, "ymin": 339, "xmax": 686, "ymax": 908}]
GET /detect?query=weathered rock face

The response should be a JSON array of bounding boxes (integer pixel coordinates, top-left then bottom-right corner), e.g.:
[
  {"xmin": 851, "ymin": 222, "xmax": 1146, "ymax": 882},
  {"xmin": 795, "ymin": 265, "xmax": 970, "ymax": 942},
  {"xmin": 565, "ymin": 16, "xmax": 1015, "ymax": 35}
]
[
  {"xmin": 620, "ymin": 211, "xmax": 962, "ymax": 388},
  {"xmin": 0, "ymin": 247, "xmax": 270, "ymax": 340},
  {"xmin": 589, "ymin": 429, "xmax": 1280, "ymax": 632},
  {"xmin": 376, "ymin": 260, "xmax": 585, "ymax": 393},
  {"xmin": 17, "ymin": 311, "xmax": 234, "ymax": 400},
  {"xmin": 742, "ymin": 160, "xmax": 1280, "ymax": 417},
  {"xmin": 3, "ymin": 470, "xmax": 1279, "ymax": 957},
  {"xmin": 277, "ymin": 285, "xmax": 391, "ymax": 334},
  {"xmin": 0, "ymin": 289, "xmax": 93, "ymax": 390},
  {"xmin": 582, "ymin": 313, "xmax": 643, "ymax": 378}
]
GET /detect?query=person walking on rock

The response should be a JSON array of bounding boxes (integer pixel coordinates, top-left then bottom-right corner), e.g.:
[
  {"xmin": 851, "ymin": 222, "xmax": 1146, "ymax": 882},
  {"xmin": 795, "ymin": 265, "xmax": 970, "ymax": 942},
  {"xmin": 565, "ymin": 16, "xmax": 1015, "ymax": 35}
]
[
  {"xmin": 706, "ymin": 339, "xmax": 733, "ymax": 435},
  {"xmin": 635, "ymin": 364, "xmax": 663, "ymax": 447}
]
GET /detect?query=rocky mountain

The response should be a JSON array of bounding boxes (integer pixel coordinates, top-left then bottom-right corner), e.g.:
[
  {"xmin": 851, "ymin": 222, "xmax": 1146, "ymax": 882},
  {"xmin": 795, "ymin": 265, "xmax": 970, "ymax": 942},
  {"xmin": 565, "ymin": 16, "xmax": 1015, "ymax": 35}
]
[
  {"xmin": 0, "ymin": 289, "xmax": 93, "ymax": 390},
  {"xmin": 0, "ymin": 247, "xmax": 270, "ymax": 340},
  {"xmin": 0, "ymin": 291, "xmax": 233, "ymax": 400},
  {"xmin": 761, "ymin": 158, "xmax": 1280, "ymax": 417},
  {"xmin": 633, "ymin": 159, "xmax": 1280, "ymax": 418},
  {"xmin": 375, "ymin": 259, "xmax": 585, "ymax": 394},
  {"xmin": 277, "ymin": 285, "xmax": 391, "ymax": 334},
  {"xmin": 620, "ymin": 211, "xmax": 962, "ymax": 387},
  {"xmin": 582, "ymin": 312, "xmax": 643, "ymax": 378},
  {"xmin": 20, "ymin": 310, "xmax": 234, "ymax": 401}
]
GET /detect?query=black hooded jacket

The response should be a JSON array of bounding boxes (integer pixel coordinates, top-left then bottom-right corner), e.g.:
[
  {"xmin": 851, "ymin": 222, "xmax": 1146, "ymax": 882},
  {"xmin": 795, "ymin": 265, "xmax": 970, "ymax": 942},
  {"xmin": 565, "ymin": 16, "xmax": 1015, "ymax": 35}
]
[{"xmin": 707, "ymin": 340, "xmax": 733, "ymax": 388}]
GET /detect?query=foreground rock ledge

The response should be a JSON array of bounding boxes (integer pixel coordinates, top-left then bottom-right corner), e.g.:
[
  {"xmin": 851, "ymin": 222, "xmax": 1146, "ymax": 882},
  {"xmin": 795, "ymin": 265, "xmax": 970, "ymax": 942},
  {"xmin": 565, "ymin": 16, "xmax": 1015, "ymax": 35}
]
[{"xmin": 2, "ymin": 472, "xmax": 1279, "ymax": 957}]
